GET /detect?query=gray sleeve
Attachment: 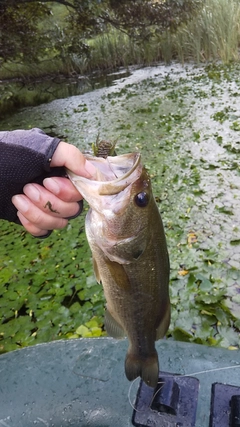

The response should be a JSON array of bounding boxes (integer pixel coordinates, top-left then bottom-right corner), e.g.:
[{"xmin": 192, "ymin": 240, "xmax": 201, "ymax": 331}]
[{"xmin": 0, "ymin": 128, "xmax": 63, "ymax": 224}]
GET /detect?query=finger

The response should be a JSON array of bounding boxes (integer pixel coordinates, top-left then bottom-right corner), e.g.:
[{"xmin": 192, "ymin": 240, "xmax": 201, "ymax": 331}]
[
  {"xmin": 43, "ymin": 177, "xmax": 83, "ymax": 203},
  {"xmin": 17, "ymin": 211, "xmax": 50, "ymax": 237},
  {"xmin": 23, "ymin": 183, "xmax": 81, "ymax": 218},
  {"xmin": 12, "ymin": 194, "xmax": 69, "ymax": 230},
  {"xmin": 51, "ymin": 141, "xmax": 96, "ymax": 178}
]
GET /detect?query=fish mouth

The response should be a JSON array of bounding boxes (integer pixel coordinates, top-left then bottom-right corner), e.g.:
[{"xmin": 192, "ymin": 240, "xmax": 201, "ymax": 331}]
[
  {"xmin": 94, "ymin": 152, "xmax": 141, "ymax": 195},
  {"xmin": 67, "ymin": 152, "xmax": 142, "ymax": 204}
]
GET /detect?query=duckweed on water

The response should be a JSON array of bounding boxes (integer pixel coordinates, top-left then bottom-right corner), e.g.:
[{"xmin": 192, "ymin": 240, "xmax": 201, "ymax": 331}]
[
  {"xmin": 0, "ymin": 217, "xmax": 105, "ymax": 353},
  {"xmin": 1, "ymin": 62, "xmax": 240, "ymax": 352}
]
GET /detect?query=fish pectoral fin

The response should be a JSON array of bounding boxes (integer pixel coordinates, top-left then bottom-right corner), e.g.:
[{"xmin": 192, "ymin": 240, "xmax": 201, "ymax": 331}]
[
  {"xmin": 94, "ymin": 256, "xmax": 130, "ymax": 291},
  {"xmin": 105, "ymin": 258, "xmax": 131, "ymax": 290},
  {"xmin": 155, "ymin": 303, "xmax": 171, "ymax": 340},
  {"xmin": 93, "ymin": 257, "xmax": 101, "ymax": 283},
  {"xmin": 104, "ymin": 309, "xmax": 126, "ymax": 339}
]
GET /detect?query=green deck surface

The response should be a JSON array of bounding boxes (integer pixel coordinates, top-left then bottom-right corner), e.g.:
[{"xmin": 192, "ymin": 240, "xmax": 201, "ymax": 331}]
[{"xmin": 0, "ymin": 338, "xmax": 240, "ymax": 426}]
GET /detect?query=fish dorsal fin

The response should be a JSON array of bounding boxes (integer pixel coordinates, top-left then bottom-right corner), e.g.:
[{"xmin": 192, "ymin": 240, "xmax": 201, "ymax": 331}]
[{"xmin": 105, "ymin": 309, "xmax": 125, "ymax": 339}]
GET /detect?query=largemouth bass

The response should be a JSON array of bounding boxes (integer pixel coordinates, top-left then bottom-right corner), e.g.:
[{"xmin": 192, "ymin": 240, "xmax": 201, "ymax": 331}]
[{"xmin": 68, "ymin": 152, "xmax": 170, "ymax": 388}]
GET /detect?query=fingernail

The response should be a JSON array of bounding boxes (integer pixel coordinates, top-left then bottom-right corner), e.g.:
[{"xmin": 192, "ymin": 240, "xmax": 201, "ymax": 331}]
[
  {"xmin": 85, "ymin": 160, "xmax": 96, "ymax": 178},
  {"xmin": 65, "ymin": 200, "xmax": 83, "ymax": 220},
  {"xmin": 34, "ymin": 230, "xmax": 52, "ymax": 239},
  {"xmin": 43, "ymin": 178, "xmax": 60, "ymax": 195},
  {"xmin": 12, "ymin": 195, "xmax": 29, "ymax": 213},
  {"xmin": 24, "ymin": 184, "xmax": 40, "ymax": 202}
]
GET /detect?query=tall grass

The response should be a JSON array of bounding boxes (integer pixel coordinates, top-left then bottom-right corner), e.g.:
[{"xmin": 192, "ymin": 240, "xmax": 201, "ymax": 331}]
[
  {"xmin": 174, "ymin": 0, "xmax": 240, "ymax": 63},
  {"xmin": 88, "ymin": 32, "xmax": 163, "ymax": 71}
]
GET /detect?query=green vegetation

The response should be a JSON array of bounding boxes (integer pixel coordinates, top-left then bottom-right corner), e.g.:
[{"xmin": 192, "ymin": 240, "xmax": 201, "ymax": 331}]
[
  {"xmin": 0, "ymin": 0, "xmax": 202, "ymax": 116},
  {"xmin": 88, "ymin": 0, "xmax": 240, "ymax": 66},
  {"xmin": 89, "ymin": 0, "xmax": 240, "ymax": 68},
  {"xmin": 0, "ymin": 0, "xmax": 201, "ymax": 73},
  {"xmin": 0, "ymin": 0, "xmax": 240, "ymax": 84},
  {"xmin": 0, "ymin": 216, "xmax": 105, "ymax": 353},
  {"xmin": 1, "ymin": 62, "xmax": 240, "ymax": 353},
  {"xmin": 1, "ymin": 0, "xmax": 240, "ymax": 118},
  {"xmin": 174, "ymin": 0, "xmax": 240, "ymax": 63}
]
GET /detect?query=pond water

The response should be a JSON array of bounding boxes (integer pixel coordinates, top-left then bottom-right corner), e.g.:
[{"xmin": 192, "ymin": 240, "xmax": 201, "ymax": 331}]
[
  {"xmin": 1, "ymin": 62, "xmax": 240, "ymax": 353},
  {"xmin": 0, "ymin": 68, "xmax": 131, "ymax": 117}
]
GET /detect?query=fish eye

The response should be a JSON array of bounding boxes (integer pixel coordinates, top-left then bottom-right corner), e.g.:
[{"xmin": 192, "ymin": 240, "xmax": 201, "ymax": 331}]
[{"xmin": 134, "ymin": 192, "xmax": 149, "ymax": 207}]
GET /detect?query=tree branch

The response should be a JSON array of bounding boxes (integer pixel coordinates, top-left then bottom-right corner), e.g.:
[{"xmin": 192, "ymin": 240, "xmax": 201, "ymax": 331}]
[{"xmin": 0, "ymin": 0, "xmax": 76, "ymax": 8}]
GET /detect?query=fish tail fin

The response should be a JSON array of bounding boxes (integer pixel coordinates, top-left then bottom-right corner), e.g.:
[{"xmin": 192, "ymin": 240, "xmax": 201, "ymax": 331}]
[{"xmin": 125, "ymin": 350, "xmax": 159, "ymax": 388}]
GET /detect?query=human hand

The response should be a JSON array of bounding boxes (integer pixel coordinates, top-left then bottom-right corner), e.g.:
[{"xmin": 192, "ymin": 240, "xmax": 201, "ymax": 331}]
[{"xmin": 11, "ymin": 141, "xmax": 96, "ymax": 237}]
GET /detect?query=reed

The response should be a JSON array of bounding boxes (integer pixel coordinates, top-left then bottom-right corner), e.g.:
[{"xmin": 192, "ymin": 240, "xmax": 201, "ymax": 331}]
[{"xmin": 174, "ymin": 0, "xmax": 240, "ymax": 63}]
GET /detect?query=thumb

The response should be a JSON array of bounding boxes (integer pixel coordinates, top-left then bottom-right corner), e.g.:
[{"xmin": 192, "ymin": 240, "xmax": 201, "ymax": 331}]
[{"xmin": 50, "ymin": 141, "xmax": 96, "ymax": 178}]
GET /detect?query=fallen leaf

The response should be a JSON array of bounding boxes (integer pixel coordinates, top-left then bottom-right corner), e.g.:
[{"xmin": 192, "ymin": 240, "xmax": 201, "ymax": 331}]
[
  {"xmin": 178, "ymin": 269, "xmax": 189, "ymax": 276},
  {"xmin": 187, "ymin": 231, "xmax": 198, "ymax": 247}
]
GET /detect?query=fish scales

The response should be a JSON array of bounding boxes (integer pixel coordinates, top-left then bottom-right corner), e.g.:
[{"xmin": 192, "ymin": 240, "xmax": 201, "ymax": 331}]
[{"xmin": 67, "ymin": 152, "xmax": 170, "ymax": 388}]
